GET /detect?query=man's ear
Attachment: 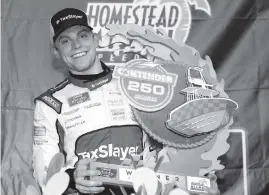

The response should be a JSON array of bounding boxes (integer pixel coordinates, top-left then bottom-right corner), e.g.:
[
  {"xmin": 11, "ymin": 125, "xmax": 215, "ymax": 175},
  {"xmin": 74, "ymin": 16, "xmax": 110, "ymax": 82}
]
[{"xmin": 52, "ymin": 46, "xmax": 61, "ymax": 59}]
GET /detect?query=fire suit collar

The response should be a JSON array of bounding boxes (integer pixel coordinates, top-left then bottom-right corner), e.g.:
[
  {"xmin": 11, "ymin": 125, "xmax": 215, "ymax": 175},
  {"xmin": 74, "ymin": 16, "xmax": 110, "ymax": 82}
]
[{"xmin": 68, "ymin": 62, "xmax": 112, "ymax": 90}]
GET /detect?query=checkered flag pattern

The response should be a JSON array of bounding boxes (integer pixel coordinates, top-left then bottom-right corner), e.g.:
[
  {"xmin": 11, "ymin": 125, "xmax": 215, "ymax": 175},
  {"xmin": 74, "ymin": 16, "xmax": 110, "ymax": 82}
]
[{"xmin": 170, "ymin": 98, "xmax": 228, "ymax": 123}]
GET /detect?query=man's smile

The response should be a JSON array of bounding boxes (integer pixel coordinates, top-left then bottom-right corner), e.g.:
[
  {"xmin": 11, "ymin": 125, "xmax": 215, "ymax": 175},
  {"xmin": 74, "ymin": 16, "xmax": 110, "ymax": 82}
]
[{"xmin": 71, "ymin": 51, "xmax": 87, "ymax": 59}]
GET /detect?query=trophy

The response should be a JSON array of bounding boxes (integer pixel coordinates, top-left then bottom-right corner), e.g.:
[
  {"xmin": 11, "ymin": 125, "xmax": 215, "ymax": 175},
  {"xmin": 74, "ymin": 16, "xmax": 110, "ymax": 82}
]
[{"xmin": 100, "ymin": 23, "xmax": 238, "ymax": 194}]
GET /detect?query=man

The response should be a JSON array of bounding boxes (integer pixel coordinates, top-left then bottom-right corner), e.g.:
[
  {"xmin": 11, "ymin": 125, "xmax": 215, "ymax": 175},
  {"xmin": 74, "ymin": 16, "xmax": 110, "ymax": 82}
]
[
  {"xmin": 33, "ymin": 7, "xmax": 144, "ymax": 195},
  {"xmin": 32, "ymin": 7, "xmax": 220, "ymax": 195}
]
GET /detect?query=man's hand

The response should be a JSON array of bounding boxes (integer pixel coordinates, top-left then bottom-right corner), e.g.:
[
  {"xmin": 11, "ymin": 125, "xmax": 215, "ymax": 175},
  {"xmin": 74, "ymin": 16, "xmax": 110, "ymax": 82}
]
[
  {"xmin": 203, "ymin": 172, "xmax": 220, "ymax": 195},
  {"xmin": 73, "ymin": 158, "xmax": 105, "ymax": 194}
]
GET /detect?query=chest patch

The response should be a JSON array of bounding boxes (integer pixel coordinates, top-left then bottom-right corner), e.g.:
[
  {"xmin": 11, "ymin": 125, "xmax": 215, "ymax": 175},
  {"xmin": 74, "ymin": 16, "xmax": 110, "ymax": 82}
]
[{"xmin": 67, "ymin": 92, "xmax": 90, "ymax": 107}]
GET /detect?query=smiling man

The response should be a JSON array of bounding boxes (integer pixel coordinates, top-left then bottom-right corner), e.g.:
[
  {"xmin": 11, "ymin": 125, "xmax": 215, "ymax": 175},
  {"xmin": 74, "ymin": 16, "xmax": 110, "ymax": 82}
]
[
  {"xmin": 33, "ymin": 8, "xmax": 144, "ymax": 195},
  {"xmin": 32, "ymin": 8, "xmax": 220, "ymax": 195}
]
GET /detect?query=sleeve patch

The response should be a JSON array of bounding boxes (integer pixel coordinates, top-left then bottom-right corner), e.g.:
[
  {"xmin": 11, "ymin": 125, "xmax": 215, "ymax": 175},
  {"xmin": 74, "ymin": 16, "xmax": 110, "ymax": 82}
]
[
  {"xmin": 35, "ymin": 79, "xmax": 69, "ymax": 114},
  {"xmin": 34, "ymin": 140, "xmax": 49, "ymax": 145},
  {"xmin": 34, "ymin": 127, "xmax": 46, "ymax": 137},
  {"xmin": 40, "ymin": 95, "xmax": 62, "ymax": 114}
]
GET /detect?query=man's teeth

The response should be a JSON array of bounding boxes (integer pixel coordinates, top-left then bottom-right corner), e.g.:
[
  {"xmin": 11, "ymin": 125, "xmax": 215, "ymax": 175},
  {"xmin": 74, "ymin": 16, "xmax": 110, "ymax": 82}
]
[{"xmin": 72, "ymin": 52, "xmax": 87, "ymax": 58}]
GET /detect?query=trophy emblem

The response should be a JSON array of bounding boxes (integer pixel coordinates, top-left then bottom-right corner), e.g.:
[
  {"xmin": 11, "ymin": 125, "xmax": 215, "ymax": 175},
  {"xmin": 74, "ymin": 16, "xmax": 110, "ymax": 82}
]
[
  {"xmin": 99, "ymin": 23, "xmax": 239, "ymax": 194},
  {"xmin": 166, "ymin": 66, "xmax": 237, "ymax": 138}
]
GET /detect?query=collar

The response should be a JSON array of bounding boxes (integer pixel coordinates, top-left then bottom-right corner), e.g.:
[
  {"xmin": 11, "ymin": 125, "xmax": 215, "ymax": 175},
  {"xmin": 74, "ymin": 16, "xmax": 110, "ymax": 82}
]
[{"xmin": 68, "ymin": 62, "xmax": 112, "ymax": 90}]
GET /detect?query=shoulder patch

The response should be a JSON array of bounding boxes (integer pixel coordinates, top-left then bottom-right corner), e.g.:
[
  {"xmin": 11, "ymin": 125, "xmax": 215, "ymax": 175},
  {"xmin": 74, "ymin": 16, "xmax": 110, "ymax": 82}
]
[
  {"xmin": 38, "ymin": 94, "xmax": 62, "ymax": 114},
  {"xmin": 35, "ymin": 79, "xmax": 70, "ymax": 114}
]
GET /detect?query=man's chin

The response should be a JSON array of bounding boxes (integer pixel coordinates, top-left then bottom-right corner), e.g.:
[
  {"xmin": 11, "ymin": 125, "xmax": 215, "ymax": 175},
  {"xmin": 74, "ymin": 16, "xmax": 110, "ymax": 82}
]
[
  {"xmin": 71, "ymin": 63, "xmax": 92, "ymax": 71},
  {"xmin": 70, "ymin": 66, "xmax": 93, "ymax": 74}
]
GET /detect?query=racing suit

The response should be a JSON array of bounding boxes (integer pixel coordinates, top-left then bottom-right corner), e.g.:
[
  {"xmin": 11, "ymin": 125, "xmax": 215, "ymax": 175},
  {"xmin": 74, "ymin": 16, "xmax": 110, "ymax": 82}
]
[{"xmin": 32, "ymin": 62, "xmax": 148, "ymax": 194}]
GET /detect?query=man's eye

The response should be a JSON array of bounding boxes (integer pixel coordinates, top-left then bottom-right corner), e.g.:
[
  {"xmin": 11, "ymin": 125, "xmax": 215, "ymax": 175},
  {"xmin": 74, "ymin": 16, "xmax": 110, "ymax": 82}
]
[
  {"xmin": 60, "ymin": 39, "xmax": 69, "ymax": 45},
  {"xmin": 79, "ymin": 33, "xmax": 89, "ymax": 38}
]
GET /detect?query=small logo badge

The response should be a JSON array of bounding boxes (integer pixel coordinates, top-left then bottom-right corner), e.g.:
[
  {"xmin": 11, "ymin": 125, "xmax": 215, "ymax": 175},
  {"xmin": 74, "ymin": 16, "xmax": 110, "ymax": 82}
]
[
  {"xmin": 187, "ymin": 176, "xmax": 211, "ymax": 193},
  {"xmin": 41, "ymin": 95, "xmax": 61, "ymax": 113},
  {"xmin": 68, "ymin": 92, "xmax": 90, "ymax": 107},
  {"xmin": 96, "ymin": 167, "xmax": 117, "ymax": 178},
  {"xmin": 34, "ymin": 127, "xmax": 46, "ymax": 137}
]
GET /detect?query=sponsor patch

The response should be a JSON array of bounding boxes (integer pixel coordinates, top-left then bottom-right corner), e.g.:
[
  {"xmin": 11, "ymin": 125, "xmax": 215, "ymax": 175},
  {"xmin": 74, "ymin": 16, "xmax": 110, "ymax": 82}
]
[
  {"xmin": 41, "ymin": 95, "xmax": 61, "ymax": 113},
  {"xmin": 108, "ymin": 91, "xmax": 121, "ymax": 95},
  {"xmin": 68, "ymin": 92, "xmax": 90, "ymax": 107},
  {"xmin": 62, "ymin": 108, "xmax": 80, "ymax": 116},
  {"xmin": 65, "ymin": 115, "xmax": 82, "ymax": 123},
  {"xmin": 34, "ymin": 140, "xmax": 48, "ymax": 145},
  {"xmin": 84, "ymin": 102, "xmax": 102, "ymax": 109},
  {"xmin": 110, "ymin": 108, "xmax": 126, "ymax": 120},
  {"xmin": 96, "ymin": 167, "xmax": 117, "ymax": 178},
  {"xmin": 187, "ymin": 176, "xmax": 211, "ymax": 193},
  {"xmin": 34, "ymin": 127, "xmax": 46, "ymax": 136},
  {"xmin": 66, "ymin": 121, "xmax": 86, "ymax": 130},
  {"xmin": 108, "ymin": 99, "xmax": 124, "ymax": 107}
]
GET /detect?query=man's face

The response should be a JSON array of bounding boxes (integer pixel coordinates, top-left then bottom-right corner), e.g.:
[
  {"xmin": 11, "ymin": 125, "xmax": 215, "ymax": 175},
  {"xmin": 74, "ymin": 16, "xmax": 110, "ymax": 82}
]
[{"xmin": 54, "ymin": 25, "xmax": 97, "ymax": 72}]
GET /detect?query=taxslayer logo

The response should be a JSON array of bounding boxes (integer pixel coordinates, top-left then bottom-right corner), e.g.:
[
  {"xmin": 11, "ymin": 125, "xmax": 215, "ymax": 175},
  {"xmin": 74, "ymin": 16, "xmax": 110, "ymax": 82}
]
[
  {"xmin": 60, "ymin": 15, "xmax": 83, "ymax": 21},
  {"xmin": 113, "ymin": 59, "xmax": 178, "ymax": 112},
  {"xmin": 68, "ymin": 92, "xmax": 90, "ymax": 107},
  {"xmin": 78, "ymin": 144, "xmax": 139, "ymax": 161},
  {"xmin": 91, "ymin": 78, "xmax": 109, "ymax": 89},
  {"xmin": 56, "ymin": 15, "xmax": 83, "ymax": 25}
]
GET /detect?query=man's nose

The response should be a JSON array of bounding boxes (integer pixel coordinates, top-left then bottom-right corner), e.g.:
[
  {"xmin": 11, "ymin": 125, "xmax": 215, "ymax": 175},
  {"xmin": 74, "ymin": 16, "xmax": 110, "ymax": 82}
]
[{"xmin": 72, "ymin": 40, "xmax": 82, "ymax": 49}]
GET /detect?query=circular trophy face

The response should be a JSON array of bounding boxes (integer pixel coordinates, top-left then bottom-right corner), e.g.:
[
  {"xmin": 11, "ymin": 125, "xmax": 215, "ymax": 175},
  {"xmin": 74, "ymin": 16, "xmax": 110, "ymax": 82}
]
[{"xmin": 113, "ymin": 59, "xmax": 238, "ymax": 148}]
